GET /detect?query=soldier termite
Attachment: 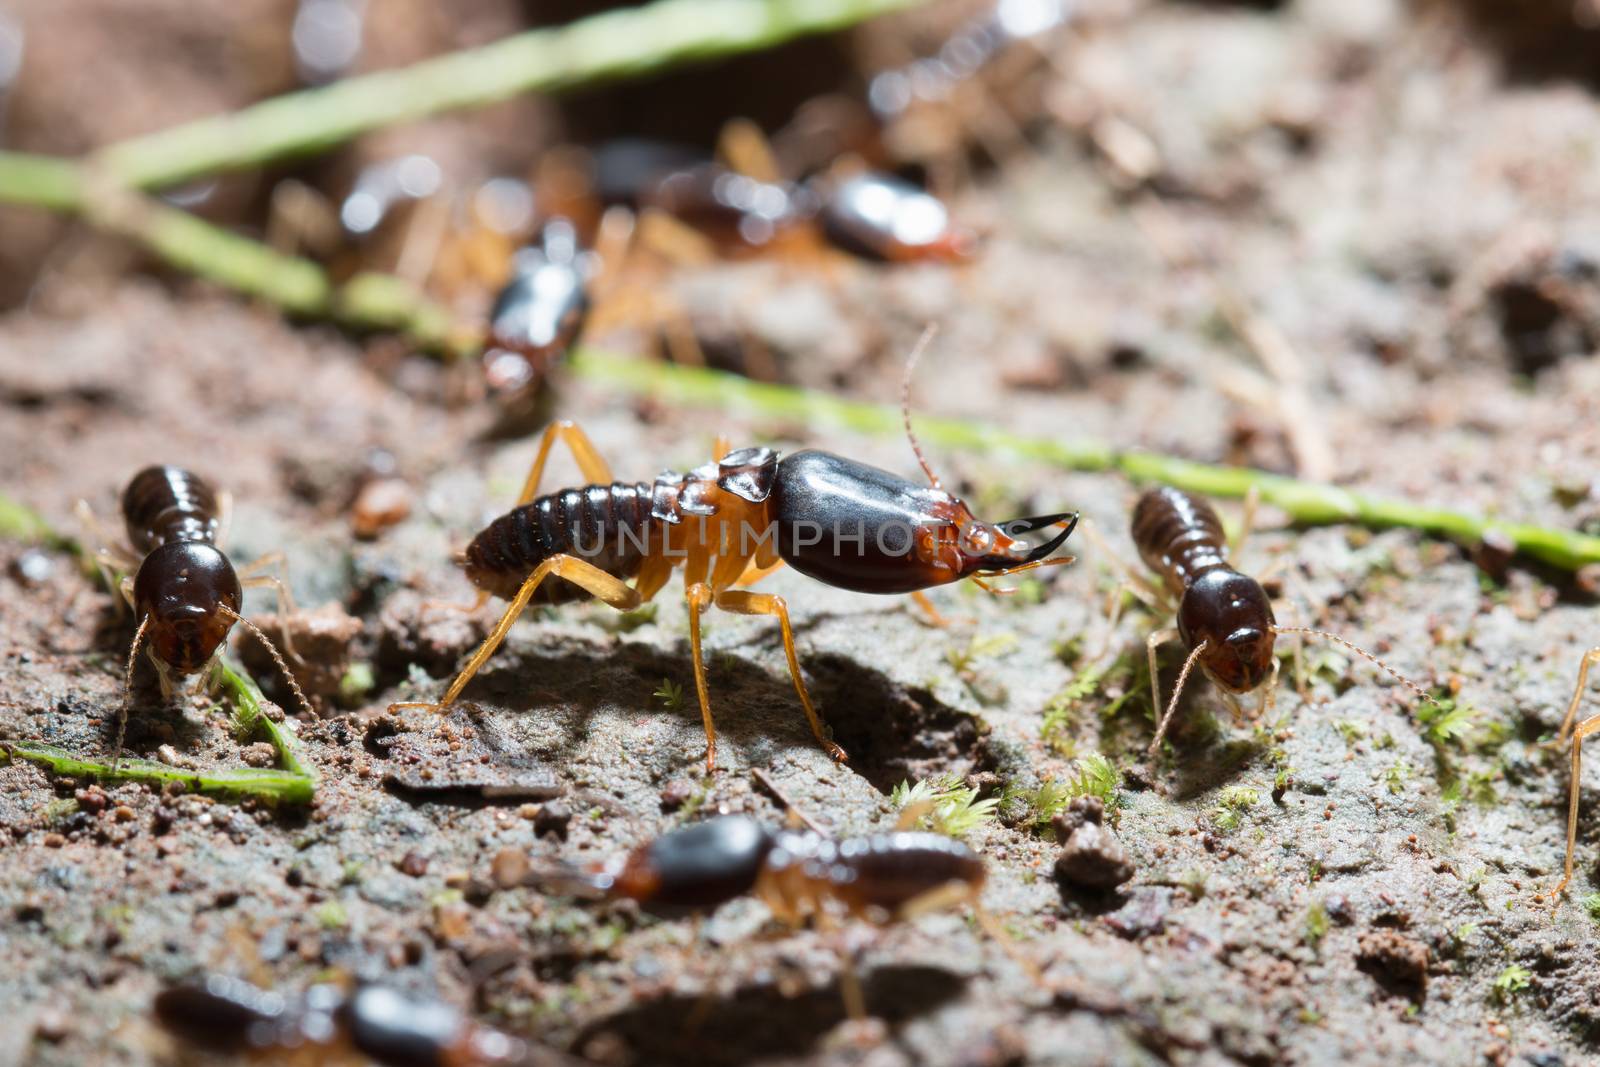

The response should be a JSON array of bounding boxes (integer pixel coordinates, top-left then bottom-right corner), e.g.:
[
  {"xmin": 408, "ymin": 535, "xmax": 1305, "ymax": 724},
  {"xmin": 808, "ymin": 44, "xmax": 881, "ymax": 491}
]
[{"xmin": 392, "ymin": 335, "xmax": 1078, "ymax": 771}]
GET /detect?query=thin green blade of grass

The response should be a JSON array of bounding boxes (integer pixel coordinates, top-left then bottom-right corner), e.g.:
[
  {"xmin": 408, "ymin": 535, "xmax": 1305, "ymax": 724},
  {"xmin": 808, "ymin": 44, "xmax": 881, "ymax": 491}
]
[{"xmin": 2, "ymin": 742, "xmax": 314, "ymax": 804}]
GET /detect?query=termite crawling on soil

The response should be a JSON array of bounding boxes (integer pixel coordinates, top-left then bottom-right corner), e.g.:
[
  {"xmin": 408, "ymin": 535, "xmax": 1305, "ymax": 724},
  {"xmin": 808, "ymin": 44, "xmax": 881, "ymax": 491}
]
[
  {"xmin": 1120, "ymin": 485, "xmax": 1439, "ymax": 752},
  {"xmin": 479, "ymin": 217, "xmax": 593, "ymax": 405},
  {"xmin": 394, "ymin": 333, "xmax": 1079, "ymax": 772},
  {"xmin": 77, "ymin": 466, "xmax": 312, "ymax": 763},
  {"xmin": 538, "ymin": 813, "xmax": 1010, "ymax": 1019},
  {"xmin": 154, "ymin": 975, "xmax": 553, "ymax": 1066}
]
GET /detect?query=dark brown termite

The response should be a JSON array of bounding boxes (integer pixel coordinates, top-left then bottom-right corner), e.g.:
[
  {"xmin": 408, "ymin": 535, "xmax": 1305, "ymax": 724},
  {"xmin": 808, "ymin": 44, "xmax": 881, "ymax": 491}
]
[
  {"xmin": 77, "ymin": 466, "xmax": 312, "ymax": 763},
  {"xmin": 1114, "ymin": 485, "xmax": 1438, "ymax": 752},
  {"xmin": 153, "ymin": 974, "xmax": 578, "ymax": 1066},
  {"xmin": 534, "ymin": 812, "xmax": 1021, "ymax": 1020},
  {"xmin": 393, "ymin": 336, "xmax": 1077, "ymax": 771}
]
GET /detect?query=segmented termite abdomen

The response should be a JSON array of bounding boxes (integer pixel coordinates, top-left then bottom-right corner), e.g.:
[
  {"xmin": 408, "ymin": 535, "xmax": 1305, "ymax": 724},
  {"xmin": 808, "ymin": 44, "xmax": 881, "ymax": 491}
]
[
  {"xmin": 461, "ymin": 481, "xmax": 658, "ymax": 603},
  {"xmin": 1130, "ymin": 486, "xmax": 1229, "ymax": 596},
  {"xmin": 121, "ymin": 465, "xmax": 222, "ymax": 553},
  {"xmin": 831, "ymin": 832, "xmax": 985, "ymax": 914}
]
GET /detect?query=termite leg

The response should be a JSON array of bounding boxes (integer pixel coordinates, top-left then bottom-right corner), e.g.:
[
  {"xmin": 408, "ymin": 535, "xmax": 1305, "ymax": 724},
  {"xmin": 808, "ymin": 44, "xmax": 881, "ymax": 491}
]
[
  {"xmin": 1545, "ymin": 709, "xmax": 1600, "ymax": 901},
  {"xmin": 685, "ymin": 582, "xmax": 718, "ymax": 772},
  {"xmin": 515, "ymin": 420, "xmax": 616, "ymax": 508},
  {"xmin": 735, "ymin": 558, "xmax": 786, "ymax": 588},
  {"xmin": 1555, "ymin": 647, "xmax": 1600, "ymax": 746},
  {"xmin": 971, "ymin": 903, "xmax": 1046, "ymax": 988},
  {"xmin": 909, "ymin": 590, "xmax": 953, "ymax": 627},
  {"xmin": 1145, "ymin": 627, "xmax": 1179, "ymax": 728},
  {"xmin": 74, "ymin": 499, "xmax": 138, "ymax": 611},
  {"xmin": 1541, "ymin": 648, "xmax": 1600, "ymax": 901},
  {"xmin": 394, "ymin": 555, "xmax": 642, "ymax": 715},
  {"xmin": 812, "ymin": 909, "xmax": 867, "ymax": 1022},
  {"xmin": 714, "ymin": 589, "xmax": 847, "ymax": 763},
  {"xmin": 239, "ymin": 551, "xmax": 300, "ymax": 661}
]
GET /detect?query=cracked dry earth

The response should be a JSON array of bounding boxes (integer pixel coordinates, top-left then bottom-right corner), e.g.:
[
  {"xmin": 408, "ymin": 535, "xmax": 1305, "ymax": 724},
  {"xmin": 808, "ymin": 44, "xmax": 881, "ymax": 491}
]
[{"xmin": 6, "ymin": 2, "xmax": 1600, "ymax": 1066}]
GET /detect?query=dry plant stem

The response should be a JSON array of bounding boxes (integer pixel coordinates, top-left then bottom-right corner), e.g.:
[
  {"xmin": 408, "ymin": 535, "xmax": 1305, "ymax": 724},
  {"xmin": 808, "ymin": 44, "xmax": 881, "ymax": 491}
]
[{"xmin": 6, "ymin": 0, "xmax": 927, "ymax": 195}]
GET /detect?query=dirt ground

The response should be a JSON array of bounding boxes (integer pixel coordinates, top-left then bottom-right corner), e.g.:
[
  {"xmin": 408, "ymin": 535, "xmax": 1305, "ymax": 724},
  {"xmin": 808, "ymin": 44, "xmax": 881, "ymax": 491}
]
[{"xmin": 3, "ymin": 1, "xmax": 1600, "ymax": 1065}]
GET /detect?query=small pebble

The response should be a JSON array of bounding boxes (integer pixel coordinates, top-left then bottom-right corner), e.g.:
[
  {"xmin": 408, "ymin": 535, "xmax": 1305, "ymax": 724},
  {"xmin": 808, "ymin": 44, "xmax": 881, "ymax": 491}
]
[
  {"xmin": 659, "ymin": 779, "xmax": 694, "ymax": 811},
  {"xmin": 10, "ymin": 549, "xmax": 55, "ymax": 587},
  {"xmin": 398, "ymin": 851, "xmax": 429, "ymax": 877},
  {"xmin": 43, "ymin": 833, "xmax": 64, "ymax": 848},
  {"xmin": 33, "ymin": 1008, "xmax": 69, "ymax": 1043},
  {"xmin": 241, "ymin": 742, "xmax": 277, "ymax": 768},
  {"xmin": 351, "ymin": 478, "xmax": 413, "ymax": 539},
  {"xmin": 491, "ymin": 847, "xmax": 529, "ymax": 889},
  {"xmin": 534, "ymin": 801, "xmax": 571, "ymax": 839},
  {"xmin": 113, "ymin": 805, "xmax": 136, "ymax": 823}
]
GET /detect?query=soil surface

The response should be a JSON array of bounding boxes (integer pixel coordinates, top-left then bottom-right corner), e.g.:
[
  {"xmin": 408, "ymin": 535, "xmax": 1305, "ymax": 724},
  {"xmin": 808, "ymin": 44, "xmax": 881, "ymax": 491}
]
[{"xmin": 4, "ymin": 1, "xmax": 1600, "ymax": 1065}]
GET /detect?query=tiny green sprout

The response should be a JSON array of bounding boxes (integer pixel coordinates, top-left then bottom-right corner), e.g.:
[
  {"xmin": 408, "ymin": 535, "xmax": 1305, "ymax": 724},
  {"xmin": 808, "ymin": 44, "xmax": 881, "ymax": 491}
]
[
  {"xmin": 891, "ymin": 773, "xmax": 999, "ymax": 839},
  {"xmin": 654, "ymin": 678, "xmax": 684, "ymax": 711},
  {"xmin": 337, "ymin": 662, "xmax": 376, "ymax": 706},
  {"xmin": 1417, "ymin": 698, "xmax": 1476, "ymax": 748},
  {"xmin": 1213, "ymin": 785, "xmax": 1260, "ymax": 832},
  {"xmin": 1179, "ymin": 868, "xmax": 1208, "ymax": 900},
  {"xmin": 1066, "ymin": 753, "xmax": 1121, "ymax": 818},
  {"xmin": 1581, "ymin": 894, "xmax": 1600, "ymax": 923},
  {"xmin": 1452, "ymin": 922, "xmax": 1477, "ymax": 945},
  {"xmin": 947, "ymin": 632, "xmax": 1018, "ymax": 673},
  {"xmin": 1026, "ymin": 778, "xmax": 1074, "ymax": 831},
  {"xmin": 1494, "ymin": 964, "xmax": 1532, "ymax": 997},
  {"xmin": 1307, "ymin": 858, "xmax": 1323, "ymax": 883},
  {"xmin": 314, "ymin": 900, "xmax": 348, "ymax": 930},
  {"xmin": 1384, "ymin": 759, "xmax": 1409, "ymax": 795},
  {"xmin": 1304, "ymin": 902, "xmax": 1329, "ymax": 948},
  {"xmin": 1333, "ymin": 720, "xmax": 1366, "ymax": 746}
]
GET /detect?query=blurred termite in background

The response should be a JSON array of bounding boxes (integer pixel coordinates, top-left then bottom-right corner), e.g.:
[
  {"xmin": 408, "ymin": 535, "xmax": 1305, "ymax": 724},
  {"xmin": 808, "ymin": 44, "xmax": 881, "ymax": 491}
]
[
  {"xmin": 155, "ymin": 975, "xmax": 582, "ymax": 1066},
  {"xmin": 528, "ymin": 812, "xmax": 1025, "ymax": 1020}
]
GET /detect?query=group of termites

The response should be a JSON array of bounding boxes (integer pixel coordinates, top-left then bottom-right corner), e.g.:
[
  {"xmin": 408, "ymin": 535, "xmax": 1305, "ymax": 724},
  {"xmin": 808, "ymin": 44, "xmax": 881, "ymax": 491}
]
[{"xmin": 35, "ymin": 1, "xmax": 1600, "ymax": 1056}]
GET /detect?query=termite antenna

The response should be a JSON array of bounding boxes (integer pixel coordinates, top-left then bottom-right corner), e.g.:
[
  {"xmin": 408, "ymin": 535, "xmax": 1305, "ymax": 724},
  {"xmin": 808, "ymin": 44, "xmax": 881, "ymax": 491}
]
[
  {"xmin": 901, "ymin": 323, "xmax": 944, "ymax": 490},
  {"xmin": 1150, "ymin": 639, "xmax": 1207, "ymax": 754},
  {"xmin": 114, "ymin": 615, "xmax": 152, "ymax": 771},
  {"xmin": 752, "ymin": 767, "xmax": 828, "ymax": 835},
  {"xmin": 1271, "ymin": 627, "xmax": 1438, "ymax": 707},
  {"xmin": 221, "ymin": 606, "xmax": 316, "ymax": 718}
]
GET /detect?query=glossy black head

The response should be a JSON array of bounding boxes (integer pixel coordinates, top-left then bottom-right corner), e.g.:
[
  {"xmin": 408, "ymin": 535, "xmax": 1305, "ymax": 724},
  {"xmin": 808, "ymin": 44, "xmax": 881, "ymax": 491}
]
[
  {"xmin": 1176, "ymin": 568, "xmax": 1276, "ymax": 694},
  {"xmin": 132, "ymin": 541, "xmax": 243, "ymax": 676},
  {"xmin": 770, "ymin": 450, "xmax": 1076, "ymax": 594},
  {"xmin": 611, "ymin": 815, "xmax": 776, "ymax": 915},
  {"xmin": 152, "ymin": 975, "xmax": 289, "ymax": 1052},
  {"xmin": 482, "ymin": 252, "xmax": 590, "ymax": 399},
  {"xmin": 342, "ymin": 986, "xmax": 465, "ymax": 1067}
]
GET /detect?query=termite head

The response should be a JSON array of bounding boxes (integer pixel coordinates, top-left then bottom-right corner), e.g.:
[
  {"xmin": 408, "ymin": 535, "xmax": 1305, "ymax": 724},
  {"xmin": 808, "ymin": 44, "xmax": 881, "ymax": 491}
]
[
  {"xmin": 1177, "ymin": 569, "xmax": 1276, "ymax": 694},
  {"xmin": 772, "ymin": 450, "xmax": 1077, "ymax": 594},
  {"xmin": 605, "ymin": 816, "xmax": 777, "ymax": 916},
  {"xmin": 954, "ymin": 509, "xmax": 1079, "ymax": 577},
  {"xmin": 132, "ymin": 541, "xmax": 243, "ymax": 676}
]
